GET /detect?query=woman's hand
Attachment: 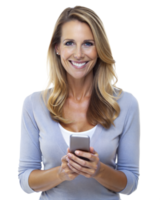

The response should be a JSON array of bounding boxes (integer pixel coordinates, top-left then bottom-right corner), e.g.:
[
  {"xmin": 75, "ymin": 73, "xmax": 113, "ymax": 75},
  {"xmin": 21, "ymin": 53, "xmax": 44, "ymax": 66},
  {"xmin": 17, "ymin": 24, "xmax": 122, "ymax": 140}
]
[
  {"xmin": 58, "ymin": 153, "xmax": 79, "ymax": 181},
  {"xmin": 66, "ymin": 147, "xmax": 101, "ymax": 178}
]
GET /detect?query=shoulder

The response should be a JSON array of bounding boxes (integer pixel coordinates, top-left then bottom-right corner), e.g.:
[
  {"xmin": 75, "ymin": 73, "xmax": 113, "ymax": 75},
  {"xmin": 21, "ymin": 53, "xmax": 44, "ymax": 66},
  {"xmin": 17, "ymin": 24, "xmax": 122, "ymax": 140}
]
[
  {"xmin": 116, "ymin": 90, "xmax": 139, "ymax": 115},
  {"xmin": 21, "ymin": 90, "xmax": 42, "ymax": 109},
  {"xmin": 123, "ymin": 91, "xmax": 137, "ymax": 103},
  {"xmin": 22, "ymin": 89, "xmax": 52, "ymax": 115}
]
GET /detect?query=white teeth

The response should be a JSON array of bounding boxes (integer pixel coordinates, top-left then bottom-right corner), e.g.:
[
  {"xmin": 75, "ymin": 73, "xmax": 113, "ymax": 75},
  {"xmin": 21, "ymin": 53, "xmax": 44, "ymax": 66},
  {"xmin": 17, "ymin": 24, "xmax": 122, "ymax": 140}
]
[{"xmin": 71, "ymin": 61, "xmax": 87, "ymax": 67}]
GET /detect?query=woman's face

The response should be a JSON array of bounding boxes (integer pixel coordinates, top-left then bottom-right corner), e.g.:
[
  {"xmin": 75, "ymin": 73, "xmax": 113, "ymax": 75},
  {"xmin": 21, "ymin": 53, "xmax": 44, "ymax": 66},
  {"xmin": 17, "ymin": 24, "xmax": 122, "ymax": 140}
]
[{"xmin": 56, "ymin": 20, "xmax": 98, "ymax": 80}]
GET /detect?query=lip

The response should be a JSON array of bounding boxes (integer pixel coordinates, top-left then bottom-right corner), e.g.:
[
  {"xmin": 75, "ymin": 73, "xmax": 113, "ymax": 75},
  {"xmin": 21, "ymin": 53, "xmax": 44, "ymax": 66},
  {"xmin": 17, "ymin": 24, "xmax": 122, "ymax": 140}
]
[
  {"xmin": 69, "ymin": 60, "xmax": 89, "ymax": 69},
  {"xmin": 69, "ymin": 60, "xmax": 89, "ymax": 64}
]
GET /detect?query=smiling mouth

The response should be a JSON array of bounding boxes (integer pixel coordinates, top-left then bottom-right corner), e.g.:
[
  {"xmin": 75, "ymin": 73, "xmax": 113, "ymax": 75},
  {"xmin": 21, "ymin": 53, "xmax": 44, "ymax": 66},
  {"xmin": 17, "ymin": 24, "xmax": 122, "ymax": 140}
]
[
  {"xmin": 69, "ymin": 60, "xmax": 89, "ymax": 69},
  {"xmin": 69, "ymin": 60, "xmax": 89, "ymax": 64}
]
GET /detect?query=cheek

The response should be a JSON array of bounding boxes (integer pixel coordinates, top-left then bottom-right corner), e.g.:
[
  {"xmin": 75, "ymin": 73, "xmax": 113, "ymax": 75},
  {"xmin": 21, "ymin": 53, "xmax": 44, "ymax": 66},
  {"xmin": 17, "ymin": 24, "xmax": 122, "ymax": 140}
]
[
  {"xmin": 86, "ymin": 48, "xmax": 97, "ymax": 59},
  {"xmin": 60, "ymin": 53, "xmax": 70, "ymax": 65},
  {"xmin": 61, "ymin": 58, "xmax": 69, "ymax": 69},
  {"xmin": 61, "ymin": 48, "xmax": 73, "ymax": 59}
]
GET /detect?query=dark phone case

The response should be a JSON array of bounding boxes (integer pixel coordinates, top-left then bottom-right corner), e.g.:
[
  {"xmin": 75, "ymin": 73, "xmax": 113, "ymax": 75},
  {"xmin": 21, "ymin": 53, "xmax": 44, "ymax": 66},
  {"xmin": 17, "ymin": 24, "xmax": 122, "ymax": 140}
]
[{"xmin": 70, "ymin": 135, "xmax": 90, "ymax": 161}]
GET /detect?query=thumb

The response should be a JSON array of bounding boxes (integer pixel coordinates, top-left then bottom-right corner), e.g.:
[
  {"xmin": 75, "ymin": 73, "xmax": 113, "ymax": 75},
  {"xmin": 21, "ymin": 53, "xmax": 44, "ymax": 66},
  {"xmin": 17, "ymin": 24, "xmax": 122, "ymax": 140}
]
[{"xmin": 90, "ymin": 147, "xmax": 96, "ymax": 154}]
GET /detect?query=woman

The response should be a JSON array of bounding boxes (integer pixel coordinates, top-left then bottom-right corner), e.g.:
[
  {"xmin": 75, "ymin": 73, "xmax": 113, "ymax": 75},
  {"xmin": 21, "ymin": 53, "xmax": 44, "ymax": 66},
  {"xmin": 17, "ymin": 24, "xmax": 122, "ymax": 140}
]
[{"xmin": 18, "ymin": 6, "xmax": 140, "ymax": 200}]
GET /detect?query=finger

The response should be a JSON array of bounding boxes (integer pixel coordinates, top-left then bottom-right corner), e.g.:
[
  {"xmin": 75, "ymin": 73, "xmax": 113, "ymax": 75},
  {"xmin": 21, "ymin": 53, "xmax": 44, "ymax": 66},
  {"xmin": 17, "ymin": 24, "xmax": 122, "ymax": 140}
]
[
  {"xmin": 74, "ymin": 151, "xmax": 99, "ymax": 170},
  {"xmin": 68, "ymin": 158, "xmax": 86, "ymax": 172},
  {"xmin": 69, "ymin": 156, "xmax": 97, "ymax": 171},
  {"xmin": 75, "ymin": 151, "xmax": 95, "ymax": 164},
  {"xmin": 67, "ymin": 148, "xmax": 71, "ymax": 153},
  {"xmin": 90, "ymin": 147, "xmax": 96, "ymax": 154},
  {"xmin": 68, "ymin": 161, "xmax": 96, "ymax": 176},
  {"xmin": 67, "ymin": 162, "xmax": 81, "ymax": 173}
]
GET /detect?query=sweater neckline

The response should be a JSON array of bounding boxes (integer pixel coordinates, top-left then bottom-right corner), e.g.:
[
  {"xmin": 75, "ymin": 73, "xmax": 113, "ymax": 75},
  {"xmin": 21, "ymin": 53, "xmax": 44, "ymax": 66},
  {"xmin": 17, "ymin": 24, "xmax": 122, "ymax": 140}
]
[{"xmin": 55, "ymin": 122, "xmax": 103, "ymax": 155}]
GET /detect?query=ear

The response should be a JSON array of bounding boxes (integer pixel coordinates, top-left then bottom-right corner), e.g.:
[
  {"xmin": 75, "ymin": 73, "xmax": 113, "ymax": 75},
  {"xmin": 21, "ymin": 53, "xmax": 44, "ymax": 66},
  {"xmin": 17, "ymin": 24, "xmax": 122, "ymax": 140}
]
[{"xmin": 55, "ymin": 44, "xmax": 60, "ymax": 54}]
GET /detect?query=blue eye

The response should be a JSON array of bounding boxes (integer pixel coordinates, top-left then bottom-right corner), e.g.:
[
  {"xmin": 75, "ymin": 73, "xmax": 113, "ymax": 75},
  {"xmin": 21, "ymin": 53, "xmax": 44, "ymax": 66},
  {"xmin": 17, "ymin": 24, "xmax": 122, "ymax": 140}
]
[
  {"xmin": 85, "ymin": 42, "xmax": 93, "ymax": 46},
  {"xmin": 65, "ymin": 41, "xmax": 93, "ymax": 46},
  {"xmin": 65, "ymin": 41, "xmax": 73, "ymax": 46}
]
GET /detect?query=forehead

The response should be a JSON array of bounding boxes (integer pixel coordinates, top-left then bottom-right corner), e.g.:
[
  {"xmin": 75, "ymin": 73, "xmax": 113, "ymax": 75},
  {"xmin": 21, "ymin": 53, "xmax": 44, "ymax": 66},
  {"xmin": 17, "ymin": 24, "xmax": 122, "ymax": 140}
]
[{"xmin": 61, "ymin": 20, "xmax": 94, "ymax": 41}]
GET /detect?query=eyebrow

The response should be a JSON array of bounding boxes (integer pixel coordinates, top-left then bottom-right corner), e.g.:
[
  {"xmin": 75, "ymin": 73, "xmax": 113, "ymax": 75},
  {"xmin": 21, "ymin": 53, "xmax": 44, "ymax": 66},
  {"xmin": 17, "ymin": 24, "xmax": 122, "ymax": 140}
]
[{"xmin": 63, "ymin": 39, "xmax": 95, "ymax": 42}]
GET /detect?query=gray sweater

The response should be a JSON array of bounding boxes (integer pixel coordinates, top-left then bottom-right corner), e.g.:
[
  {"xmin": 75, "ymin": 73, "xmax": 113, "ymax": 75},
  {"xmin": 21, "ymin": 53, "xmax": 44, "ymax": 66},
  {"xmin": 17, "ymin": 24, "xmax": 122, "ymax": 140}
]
[{"xmin": 18, "ymin": 89, "xmax": 140, "ymax": 199}]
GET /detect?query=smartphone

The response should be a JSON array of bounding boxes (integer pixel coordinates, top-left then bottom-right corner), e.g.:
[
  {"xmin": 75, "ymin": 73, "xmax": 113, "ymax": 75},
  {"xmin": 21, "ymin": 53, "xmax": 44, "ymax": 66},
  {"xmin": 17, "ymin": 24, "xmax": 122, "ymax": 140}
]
[{"xmin": 70, "ymin": 134, "xmax": 90, "ymax": 161}]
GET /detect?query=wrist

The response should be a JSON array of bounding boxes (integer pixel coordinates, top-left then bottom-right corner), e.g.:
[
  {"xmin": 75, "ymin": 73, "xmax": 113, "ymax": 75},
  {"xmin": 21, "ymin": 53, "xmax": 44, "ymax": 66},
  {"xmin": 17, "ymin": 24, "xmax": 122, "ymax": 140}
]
[
  {"xmin": 57, "ymin": 166, "xmax": 66, "ymax": 182},
  {"xmin": 93, "ymin": 162, "xmax": 104, "ymax": 179}
]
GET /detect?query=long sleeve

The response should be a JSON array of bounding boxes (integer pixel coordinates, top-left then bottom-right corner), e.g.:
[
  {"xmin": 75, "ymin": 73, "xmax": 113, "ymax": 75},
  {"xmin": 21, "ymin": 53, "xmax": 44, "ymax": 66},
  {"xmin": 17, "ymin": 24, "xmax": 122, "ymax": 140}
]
[
  {"xmin": 117, "ymin": 95, "xmax": 140, "ymax": 195},
  {"xmin": 18, "ymin": 89, "xmax": 140, "ymax": 199},
  {"xmin": 18, "ymin": 94, "xmax": 42, "ymax": 194}
]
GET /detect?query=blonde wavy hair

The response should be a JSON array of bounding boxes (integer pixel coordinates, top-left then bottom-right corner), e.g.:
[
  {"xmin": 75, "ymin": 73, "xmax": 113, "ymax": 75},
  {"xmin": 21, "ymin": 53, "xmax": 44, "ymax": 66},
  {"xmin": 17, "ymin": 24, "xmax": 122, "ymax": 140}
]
[{"xmin": 41, "ymin": 6, "xmax": 123, "ymax": 129}]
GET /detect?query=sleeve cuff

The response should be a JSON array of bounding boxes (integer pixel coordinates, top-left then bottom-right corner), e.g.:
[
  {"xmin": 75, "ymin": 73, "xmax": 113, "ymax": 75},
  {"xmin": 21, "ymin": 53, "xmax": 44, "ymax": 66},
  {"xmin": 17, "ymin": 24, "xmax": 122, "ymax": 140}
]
[
  {"xmin": 117, "ymin": 170, "xmax": 136, "ymax": 195},
  {"xmin": 19, "ymin": 169, "xmax": 41, "ymax": 194}
]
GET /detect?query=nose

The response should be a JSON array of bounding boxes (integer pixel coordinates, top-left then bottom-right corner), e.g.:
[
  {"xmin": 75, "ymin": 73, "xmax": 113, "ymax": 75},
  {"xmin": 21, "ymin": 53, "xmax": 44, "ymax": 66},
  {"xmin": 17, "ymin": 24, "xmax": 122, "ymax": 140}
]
[{"xmin": 73, "ymin": 46, "xmax": 84, "ymax": 59}]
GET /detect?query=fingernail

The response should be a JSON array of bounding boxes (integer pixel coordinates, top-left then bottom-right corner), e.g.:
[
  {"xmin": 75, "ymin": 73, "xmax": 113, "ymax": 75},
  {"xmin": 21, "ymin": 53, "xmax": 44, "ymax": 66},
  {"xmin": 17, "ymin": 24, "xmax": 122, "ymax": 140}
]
[{"xmin": 75, "ymin": 151, "xmax": 79, "ymax": 155}]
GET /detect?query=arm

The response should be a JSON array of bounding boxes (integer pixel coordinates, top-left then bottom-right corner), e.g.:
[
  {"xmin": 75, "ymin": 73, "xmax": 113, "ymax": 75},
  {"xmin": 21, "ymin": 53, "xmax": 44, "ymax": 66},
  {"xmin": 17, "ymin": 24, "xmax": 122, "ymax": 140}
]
[
  {"xmin": 94, "ymin": 95, "xmax": 140, "ymax": 195},
  {"xmin": 18, "ymin": 95, "xmax": 63, "ymax": 193},
  {"xmin": 18, "ymin": 95, "xmax": 42, "ymax": 193},
  {"xmin": 93, "ymin": 162, "xmax": 127, "ymax": 193},
  {"xmin": 28, "ymin": 167, "xmax": 63, "ymax": 192}
]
